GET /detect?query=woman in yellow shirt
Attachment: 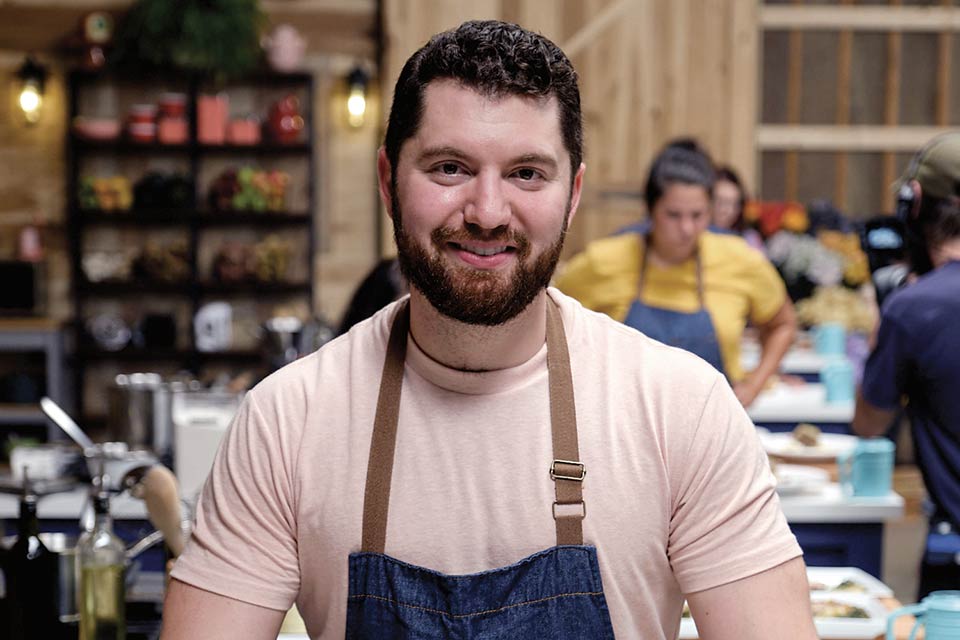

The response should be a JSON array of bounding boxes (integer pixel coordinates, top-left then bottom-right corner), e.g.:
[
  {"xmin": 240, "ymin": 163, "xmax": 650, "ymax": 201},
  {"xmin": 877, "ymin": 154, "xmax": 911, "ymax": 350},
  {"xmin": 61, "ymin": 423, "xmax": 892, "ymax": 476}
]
[{"xmin": 556, "ymin": 141, "xmax": 796, "ymax": 407}]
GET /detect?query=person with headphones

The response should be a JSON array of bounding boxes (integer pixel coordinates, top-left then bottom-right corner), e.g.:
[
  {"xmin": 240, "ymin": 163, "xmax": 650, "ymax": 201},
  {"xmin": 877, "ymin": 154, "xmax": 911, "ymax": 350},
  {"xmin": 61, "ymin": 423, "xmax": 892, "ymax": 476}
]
[{"xmin": 853, "ymin": 132, "xmax": 960, "ymax": 598}]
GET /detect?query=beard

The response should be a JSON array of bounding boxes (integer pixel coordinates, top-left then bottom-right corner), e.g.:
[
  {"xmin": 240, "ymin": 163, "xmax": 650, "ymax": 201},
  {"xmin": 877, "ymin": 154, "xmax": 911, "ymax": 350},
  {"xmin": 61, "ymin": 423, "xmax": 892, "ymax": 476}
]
[{"xmin": 392, "ymin": 185, "xmax": 569, "ymax": 326}]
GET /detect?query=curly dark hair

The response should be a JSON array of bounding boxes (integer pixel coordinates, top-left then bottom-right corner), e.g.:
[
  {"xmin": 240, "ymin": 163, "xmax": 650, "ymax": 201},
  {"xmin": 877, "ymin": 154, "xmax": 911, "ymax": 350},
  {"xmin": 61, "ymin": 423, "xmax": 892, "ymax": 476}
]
[{"xmin": 383, "ymin": 20, "xmax": 583, "ymax": 181}]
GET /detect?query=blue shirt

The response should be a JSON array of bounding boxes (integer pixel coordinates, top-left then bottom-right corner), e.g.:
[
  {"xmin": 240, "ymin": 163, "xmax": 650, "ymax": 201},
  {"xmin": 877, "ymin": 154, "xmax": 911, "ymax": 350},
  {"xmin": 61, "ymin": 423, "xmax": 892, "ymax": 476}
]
[{"xmin": 862, "ymin": 260, "xmax": 960, "ymax": 525}]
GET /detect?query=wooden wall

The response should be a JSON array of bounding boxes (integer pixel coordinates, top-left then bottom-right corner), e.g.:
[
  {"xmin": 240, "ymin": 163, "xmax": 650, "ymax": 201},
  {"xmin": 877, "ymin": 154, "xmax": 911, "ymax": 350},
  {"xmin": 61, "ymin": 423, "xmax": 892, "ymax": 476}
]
[{"xmin": 381, "ymin": 0, "xmax": 759, "ymax": 256}]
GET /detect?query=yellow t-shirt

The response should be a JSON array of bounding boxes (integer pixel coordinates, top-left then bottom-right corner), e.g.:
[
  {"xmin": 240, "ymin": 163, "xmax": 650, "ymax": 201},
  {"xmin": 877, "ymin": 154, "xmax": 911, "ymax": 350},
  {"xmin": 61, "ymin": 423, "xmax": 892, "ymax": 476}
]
[{"xmin": 555, "ymin": 231, "xmax": 787, "ymax": 381}]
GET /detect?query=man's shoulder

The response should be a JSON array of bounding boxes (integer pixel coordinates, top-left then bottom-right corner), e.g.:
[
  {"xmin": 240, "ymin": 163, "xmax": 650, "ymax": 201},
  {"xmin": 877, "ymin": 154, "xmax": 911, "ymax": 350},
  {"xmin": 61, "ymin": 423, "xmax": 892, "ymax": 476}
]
[{"xmin": 882, "ymin": 266, "xmax": 960, "ymax": 322}]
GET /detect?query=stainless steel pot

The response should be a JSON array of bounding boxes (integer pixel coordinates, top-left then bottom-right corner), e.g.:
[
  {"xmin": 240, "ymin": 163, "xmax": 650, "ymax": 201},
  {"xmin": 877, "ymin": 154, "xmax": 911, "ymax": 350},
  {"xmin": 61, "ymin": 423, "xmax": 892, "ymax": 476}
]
[{"xmin": 107, "ymin": 373, "xmax": 180, "ymax": 457}]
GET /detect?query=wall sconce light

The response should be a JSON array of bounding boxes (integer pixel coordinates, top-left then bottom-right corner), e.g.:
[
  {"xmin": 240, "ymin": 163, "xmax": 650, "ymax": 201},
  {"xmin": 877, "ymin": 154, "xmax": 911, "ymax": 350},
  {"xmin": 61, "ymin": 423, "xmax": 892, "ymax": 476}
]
[
  {"xmin": 16, "ymin": 56, "xmax": 48, "ymax": 125},
  {"xmin": 346, "ymin": 66, "xmax": 368, "ymax": 128}
]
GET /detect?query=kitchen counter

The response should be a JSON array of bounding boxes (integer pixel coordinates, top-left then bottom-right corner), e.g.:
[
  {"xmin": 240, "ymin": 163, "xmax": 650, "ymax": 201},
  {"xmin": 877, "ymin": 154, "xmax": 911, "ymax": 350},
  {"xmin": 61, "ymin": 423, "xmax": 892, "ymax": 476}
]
[
  {"xmin": 779, "ymin": 483, "xmax": 904, "ymax": 523},
  {"xmin": 748, "ymin": 382, "xmax": 854, "ymax": 426},
  {"xmin": 0, "ymin": 487, "xmax": 149, "ymax": 520}
]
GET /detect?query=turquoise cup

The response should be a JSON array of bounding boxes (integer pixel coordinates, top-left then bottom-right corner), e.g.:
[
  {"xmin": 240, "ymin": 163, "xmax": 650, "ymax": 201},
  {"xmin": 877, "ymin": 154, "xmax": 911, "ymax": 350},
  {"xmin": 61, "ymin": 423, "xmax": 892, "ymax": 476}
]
[
  {"xmin": 886, "ymin": 590, "xmax": 960, "ymax": 640},
  {"xmin": 822, "ymin": 357, "xmax": 855, "ymax": 403},
  {"xmin": 838, "ymin": 438, "xmax": 894, "ymax": 497},
  {"xmin": 812, "ymin": 322, "xmax": 847, "ymax": 356}
]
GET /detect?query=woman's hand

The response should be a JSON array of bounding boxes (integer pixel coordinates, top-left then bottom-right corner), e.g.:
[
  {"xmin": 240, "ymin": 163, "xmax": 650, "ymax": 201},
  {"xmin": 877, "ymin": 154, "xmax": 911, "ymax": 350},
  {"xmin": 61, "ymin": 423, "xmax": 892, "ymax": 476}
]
[{"xmin": 733, "ymin": 377, "xmax": 764, "ymax": 407}]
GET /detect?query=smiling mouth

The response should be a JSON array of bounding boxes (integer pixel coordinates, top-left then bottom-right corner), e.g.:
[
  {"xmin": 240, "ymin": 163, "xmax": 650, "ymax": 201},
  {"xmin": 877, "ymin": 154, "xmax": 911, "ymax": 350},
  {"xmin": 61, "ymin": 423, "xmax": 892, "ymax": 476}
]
[{"xmin": 449, "ymin": 242, "xmax": 515, "ymax": 257}]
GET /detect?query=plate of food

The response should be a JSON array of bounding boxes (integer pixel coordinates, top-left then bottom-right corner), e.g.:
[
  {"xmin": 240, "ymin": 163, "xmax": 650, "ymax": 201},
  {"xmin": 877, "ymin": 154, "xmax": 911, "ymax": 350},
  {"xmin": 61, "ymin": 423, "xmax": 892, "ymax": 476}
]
[
  {"xmin": 810, "ymin": 592, "xmax": 888, "ymax": 639},
  {"xmin": 774, "ymin": 464, "xmax": 830, "ymax": 495},
  {"xmin": 807, "ymin": 566, "xmax": 894, "ymax": 597},
  {"xmin": 759, "ymin": 424, "xmax": 857, "ymax": 462}
]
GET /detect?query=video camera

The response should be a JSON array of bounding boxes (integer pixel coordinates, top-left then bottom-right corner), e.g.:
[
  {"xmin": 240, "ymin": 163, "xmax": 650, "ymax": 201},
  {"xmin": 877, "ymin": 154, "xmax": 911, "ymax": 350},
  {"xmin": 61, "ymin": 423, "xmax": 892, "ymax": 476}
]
[{"xmin": 859, "ymin": 214, "xmax": 909, "ymax": 308}]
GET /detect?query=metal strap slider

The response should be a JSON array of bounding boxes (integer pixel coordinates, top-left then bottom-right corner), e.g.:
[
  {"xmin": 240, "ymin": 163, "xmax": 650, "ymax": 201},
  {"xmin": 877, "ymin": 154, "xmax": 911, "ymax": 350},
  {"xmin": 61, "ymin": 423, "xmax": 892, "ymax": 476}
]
[{"xmin": 550, "ymin": 459, "xmax": 585, "ymax": 482}]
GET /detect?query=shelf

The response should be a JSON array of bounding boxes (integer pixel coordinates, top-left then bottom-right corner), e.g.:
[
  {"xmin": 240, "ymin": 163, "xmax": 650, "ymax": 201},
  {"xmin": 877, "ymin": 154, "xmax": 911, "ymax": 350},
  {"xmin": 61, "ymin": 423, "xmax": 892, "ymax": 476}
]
[
  {"xmin": 199, "ymin": 281, "xmax": 312, "ymax": 295},
  {"xmin": 77, "ymin": 210, "xmax": 310, "ymax": 227},
  {"xmin": 75, "ymin": 348, "xmax": 263, "ymax": 362},
  {"xmin": 72, "ymin": 138, "xmax": 192, "ymax": 154},
  {"xmin": 0, "ymin": 404, "xmax": 46, "ymax": 426},
  {"xmin": 196, "ymin": 211, "xmax": 310, "ymax": 226},
  {"xmin": 79, "ymin": 210, "xmax": 195, "ymax": 226},
  {"xmin": 72, "ymin": 139, "xmax": 310, "ymax": 155},
  {"xmin": 197, "ymin": 142, "xmax": 311, "ymax": 154},
  {"xmin": 77, "ymin": 279, "xmax": 191, "ymax": 296}
]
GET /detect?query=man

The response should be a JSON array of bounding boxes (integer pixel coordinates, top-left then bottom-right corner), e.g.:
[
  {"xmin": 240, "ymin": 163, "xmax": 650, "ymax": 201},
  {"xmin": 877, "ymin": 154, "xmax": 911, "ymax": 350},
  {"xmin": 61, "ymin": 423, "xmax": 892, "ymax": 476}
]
[
  {"xmin": 162, "ymin": 21, "xmax": 815, "ymax": 639},
  {"xmin": 854, "ymin": 132, "xmax": 960, "ymax": 598}
]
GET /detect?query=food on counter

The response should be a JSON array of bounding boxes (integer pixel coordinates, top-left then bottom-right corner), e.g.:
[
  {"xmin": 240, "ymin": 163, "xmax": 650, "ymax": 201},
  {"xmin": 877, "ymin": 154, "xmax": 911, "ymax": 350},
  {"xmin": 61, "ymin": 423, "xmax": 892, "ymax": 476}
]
[
  {"xmin": 808, "ymin": 579, "xmax": 868, "ymax": 593},
  {"xmin": 792, "ymin": 423, "xmax": 822, "ymax": 447},
  {"xmin": 811, "ymin": 600, "xmax": 870, "ymax": 619},
  {"xmin": 795, "ymin": 285, "xmax": 876, "ymax": 334}
]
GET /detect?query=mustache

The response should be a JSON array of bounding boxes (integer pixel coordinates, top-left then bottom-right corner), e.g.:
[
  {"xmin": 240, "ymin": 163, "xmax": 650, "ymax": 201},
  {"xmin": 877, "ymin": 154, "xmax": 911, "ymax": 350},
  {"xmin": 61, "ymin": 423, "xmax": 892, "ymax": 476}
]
[{"xmin": 431, "ymin": 226, "xmax": 530, "ymax": 250}]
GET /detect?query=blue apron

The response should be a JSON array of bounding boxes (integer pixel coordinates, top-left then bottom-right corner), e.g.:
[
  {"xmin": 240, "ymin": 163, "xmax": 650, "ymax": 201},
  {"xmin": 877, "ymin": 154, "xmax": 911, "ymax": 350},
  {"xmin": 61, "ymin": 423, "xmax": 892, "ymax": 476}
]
[
  {"xmin": 624, "ymin": 235, "xmax": 726, "ymax": 374},
  {"xmin": 345, "ymin": 299, "xmax": 616, "ymax": 639}
]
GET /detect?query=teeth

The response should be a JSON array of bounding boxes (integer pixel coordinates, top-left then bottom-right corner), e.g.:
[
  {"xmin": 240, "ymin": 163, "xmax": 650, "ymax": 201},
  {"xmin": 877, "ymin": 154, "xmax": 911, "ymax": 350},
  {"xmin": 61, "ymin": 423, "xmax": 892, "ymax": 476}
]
[{"xmin": 463, "ymin": 245, "xmax": 506, "ymax": 256}]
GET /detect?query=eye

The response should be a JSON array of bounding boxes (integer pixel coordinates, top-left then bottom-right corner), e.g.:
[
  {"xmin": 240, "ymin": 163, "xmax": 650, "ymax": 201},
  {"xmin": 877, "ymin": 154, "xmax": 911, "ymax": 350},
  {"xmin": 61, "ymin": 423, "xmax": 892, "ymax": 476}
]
[
  {"xmin": 514, "ymin": 167, "xmax": 541, "ymax": 181},
  {"xmin": 439, "ymin": 162, "xmax": 461, "ymax": 175}
]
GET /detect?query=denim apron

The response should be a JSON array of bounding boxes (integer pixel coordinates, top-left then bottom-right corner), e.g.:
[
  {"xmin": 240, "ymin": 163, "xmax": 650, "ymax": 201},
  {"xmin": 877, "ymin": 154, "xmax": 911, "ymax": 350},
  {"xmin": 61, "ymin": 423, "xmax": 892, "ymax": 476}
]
[
  {"xmin": 624, "ymin": 235, "xmax": 726, "ymax": 374},
  {"xmin": 345, "ymin": 299, "xmax": 616, "ymax": 639}
]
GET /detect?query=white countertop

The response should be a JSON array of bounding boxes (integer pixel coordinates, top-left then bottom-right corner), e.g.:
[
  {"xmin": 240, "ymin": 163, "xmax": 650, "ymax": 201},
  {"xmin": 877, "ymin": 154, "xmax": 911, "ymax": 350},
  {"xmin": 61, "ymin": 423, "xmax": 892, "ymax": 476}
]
[
  {"xmin": 0, "ymin": 487, "xmax": 148, "ymax": 521},
  {"xmin": 747, "ymin": 382, "xmax": 854, "ymax": 424},
  {"xmin": 742, "ymin": 343, "xmax": 828, "ymax": 375},
  {"xmin": 778, "ymin": 483, "xmax": 904, "ymax": 523}
]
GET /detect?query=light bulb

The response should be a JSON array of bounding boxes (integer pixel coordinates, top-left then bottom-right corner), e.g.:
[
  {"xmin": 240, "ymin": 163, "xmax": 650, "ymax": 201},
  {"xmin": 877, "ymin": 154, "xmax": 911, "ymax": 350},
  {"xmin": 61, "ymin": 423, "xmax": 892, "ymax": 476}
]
[
  {"xmin": 19, "ymin": 81, "xmax": 42, "ymax": 123},
  {"xmin": 347, "ymin": 87, "xmax": 366, "ymax": 128}
]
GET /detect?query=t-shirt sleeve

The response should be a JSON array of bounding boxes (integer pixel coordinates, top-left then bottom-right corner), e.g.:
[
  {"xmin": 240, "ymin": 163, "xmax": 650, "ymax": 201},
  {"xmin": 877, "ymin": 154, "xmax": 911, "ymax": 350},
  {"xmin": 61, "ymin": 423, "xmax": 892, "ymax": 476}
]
[
  {"xmin": 861, "ymin": 310, "xmax": 910, "ymax": 410},
  {"xmin": 743, "ymin": 249, "xmax": 788, "ymax": 325},
  {"xmin": 666, "ymin": 375, "xmax": 802, "ymax": 594},
  {"xmin": 170, "ymin": 391, "xmax": 300, "ymax": 610}
]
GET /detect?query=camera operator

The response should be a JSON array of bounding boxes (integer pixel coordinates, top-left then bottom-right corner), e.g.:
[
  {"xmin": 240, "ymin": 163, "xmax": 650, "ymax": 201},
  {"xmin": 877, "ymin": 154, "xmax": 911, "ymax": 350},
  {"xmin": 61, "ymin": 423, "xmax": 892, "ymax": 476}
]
[{"xmin": 853, "ymin": 132, "xmax": 960, "ymax": 598}]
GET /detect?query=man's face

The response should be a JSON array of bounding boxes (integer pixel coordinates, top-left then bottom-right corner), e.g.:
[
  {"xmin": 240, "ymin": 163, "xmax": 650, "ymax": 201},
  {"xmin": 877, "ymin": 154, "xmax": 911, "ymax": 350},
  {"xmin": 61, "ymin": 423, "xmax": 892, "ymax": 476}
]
[{"xmin": 379, "ymin": 80, "xmax": 584, "ymax": 325}]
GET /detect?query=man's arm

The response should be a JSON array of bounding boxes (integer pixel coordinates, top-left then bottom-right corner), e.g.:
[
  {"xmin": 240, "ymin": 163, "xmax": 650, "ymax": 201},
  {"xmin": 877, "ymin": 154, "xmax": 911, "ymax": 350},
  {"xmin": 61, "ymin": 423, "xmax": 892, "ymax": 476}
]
[
  {"xmin": 160, "ymin": 579, "xmax": 286, "ymax": 640},
  {"xmin": 852, "ymin": 391, "xmax": 898, "ymax": 437},
  {"xmin": 686, "ymin": 557, "xmax": 817, "ymax": 640}
]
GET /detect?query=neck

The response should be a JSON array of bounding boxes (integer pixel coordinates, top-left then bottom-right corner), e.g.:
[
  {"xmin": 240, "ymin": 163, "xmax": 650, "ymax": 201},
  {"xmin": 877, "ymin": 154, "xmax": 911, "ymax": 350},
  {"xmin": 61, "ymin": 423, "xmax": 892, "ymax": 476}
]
[
  {"xmin": 647, "ymin": 234, "xmax": 694, "ymax": 267},
  {"xmin": 931, "ymin": 238, "xmax": 960, "ymax": 268},
  {"xmin": 408, "ymin": 289, "xmax": 549, "ymax": 371}
]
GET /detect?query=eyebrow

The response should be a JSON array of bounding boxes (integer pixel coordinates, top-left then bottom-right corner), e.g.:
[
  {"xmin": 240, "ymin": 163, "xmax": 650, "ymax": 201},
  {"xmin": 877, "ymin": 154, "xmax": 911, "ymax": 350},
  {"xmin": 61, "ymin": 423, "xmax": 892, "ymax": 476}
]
[{"xmin": 416, "ymin": 146, "xmax": 560, "ymax": 171}]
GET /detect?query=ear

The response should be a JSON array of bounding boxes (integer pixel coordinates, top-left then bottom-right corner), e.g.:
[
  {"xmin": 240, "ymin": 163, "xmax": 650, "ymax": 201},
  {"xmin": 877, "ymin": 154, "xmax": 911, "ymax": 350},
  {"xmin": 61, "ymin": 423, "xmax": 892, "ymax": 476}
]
[
  {"xmin": 565, "ymin": 162, "xmax": 586, "ymax": 228},
  {"xmin": 909, "ymin": 179, "xmax": 922, "ymax": 219},
  {"xmin": 377, "ymin": 147, "xmax": 395, "ymax": 219}
]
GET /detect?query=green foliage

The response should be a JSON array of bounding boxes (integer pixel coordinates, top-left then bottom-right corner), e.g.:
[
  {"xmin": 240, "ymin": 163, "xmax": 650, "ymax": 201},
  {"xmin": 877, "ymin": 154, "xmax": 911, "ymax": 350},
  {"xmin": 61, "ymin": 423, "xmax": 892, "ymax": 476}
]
[{"xmin": 110, "ymin": 0, "xmax": 265, "ymax": 80}]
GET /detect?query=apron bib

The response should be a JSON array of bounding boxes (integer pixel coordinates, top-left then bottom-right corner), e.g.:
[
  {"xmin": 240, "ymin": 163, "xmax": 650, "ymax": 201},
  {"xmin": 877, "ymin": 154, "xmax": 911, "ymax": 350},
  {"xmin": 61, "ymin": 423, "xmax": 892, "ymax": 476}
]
[
  {"xmin": 345, "ymin": 299, "xmax": 616, "ymax": 639},
  {"xmin": 624, "ymin": 235, "xmax": 726, "ymax": 374}
]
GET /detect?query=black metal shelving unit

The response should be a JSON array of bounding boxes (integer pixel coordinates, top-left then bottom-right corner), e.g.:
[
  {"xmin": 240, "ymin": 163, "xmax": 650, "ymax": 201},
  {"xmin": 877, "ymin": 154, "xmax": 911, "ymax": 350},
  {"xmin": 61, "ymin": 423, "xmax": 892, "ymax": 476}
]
[{"xmin": 66, "ymin": 69, "xmax": 316, "ymax": 421}]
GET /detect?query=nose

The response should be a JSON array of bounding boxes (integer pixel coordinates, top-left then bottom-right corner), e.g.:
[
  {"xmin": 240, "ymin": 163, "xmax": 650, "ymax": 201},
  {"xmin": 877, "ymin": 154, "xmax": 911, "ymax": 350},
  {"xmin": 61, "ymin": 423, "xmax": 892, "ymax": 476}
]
[
  {"xmin": 463, "ymin": 171, "xmax": 511, "ymax": 230},
  {"xmin": 679, "ymin": 216, "xmax": 698, "ymax": 239}
]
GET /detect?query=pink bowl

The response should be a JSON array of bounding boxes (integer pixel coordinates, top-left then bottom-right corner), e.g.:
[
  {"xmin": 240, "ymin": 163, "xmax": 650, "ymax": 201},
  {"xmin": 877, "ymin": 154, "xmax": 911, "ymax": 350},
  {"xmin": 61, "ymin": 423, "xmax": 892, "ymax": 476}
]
[{"xmin": 73, "ymin": 117, "xmax": 121, "ymax": 141}]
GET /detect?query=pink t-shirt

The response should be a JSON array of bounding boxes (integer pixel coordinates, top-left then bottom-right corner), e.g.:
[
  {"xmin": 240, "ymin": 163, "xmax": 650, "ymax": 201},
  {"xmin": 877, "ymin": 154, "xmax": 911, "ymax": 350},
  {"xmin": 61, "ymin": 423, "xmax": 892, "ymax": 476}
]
[{"xmin": 172, "ymin": 289, "xmax": 801, "ymax": 639}]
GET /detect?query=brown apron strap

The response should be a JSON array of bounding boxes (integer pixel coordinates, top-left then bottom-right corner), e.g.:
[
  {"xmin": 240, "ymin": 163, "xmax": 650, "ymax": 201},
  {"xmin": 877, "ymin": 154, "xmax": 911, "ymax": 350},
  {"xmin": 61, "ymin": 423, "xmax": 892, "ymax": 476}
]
[
  {"xmin": 545, "ymin": 298, "xmax": 585, "ymax": 546},
  {"xmin": 360, "ymin": 296, "xmax": 585, "ymax": 553},
  {"xmin": 360, "ymin": 301, "xmax": 410, "ymax": 553},
  {"xmin": 638, "ymin": 234, "xmax": 706, "ymax": 309}
]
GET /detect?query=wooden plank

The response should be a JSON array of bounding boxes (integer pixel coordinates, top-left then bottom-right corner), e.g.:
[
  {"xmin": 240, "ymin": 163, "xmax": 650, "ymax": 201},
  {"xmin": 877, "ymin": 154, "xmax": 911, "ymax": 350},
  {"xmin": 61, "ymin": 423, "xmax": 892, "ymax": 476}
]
[
  {"xmin": 936, "ymin": 1, "xmax": 952, "ymax": 127},
  {"xmin": 757, "ymin": 125, "xmax": 953, "ymax": 152},
  {"xmin": 728, "ymin": 0, "xmax": 758, "ymax": 190},
  {"xmin": 784, "ymin": 0, "xmax": 803, "ymax": 203},
  {"xmin": 761, "ymin": 5, "xmax": 960, "ymax": 32},
  {"xmin": 835, "ymin": 0, "xmax": 853, "ymax": 210},
  {"xmin": 669, "ymin": 0, "xmax": 690, "ymax": 137},
  {"xmin": 560, "ymin": 0, "xmax": 631, "ymax": 59},
  {"xmin": 883, "ymin": 6, "xmax": 902, "ymax": 214}
]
